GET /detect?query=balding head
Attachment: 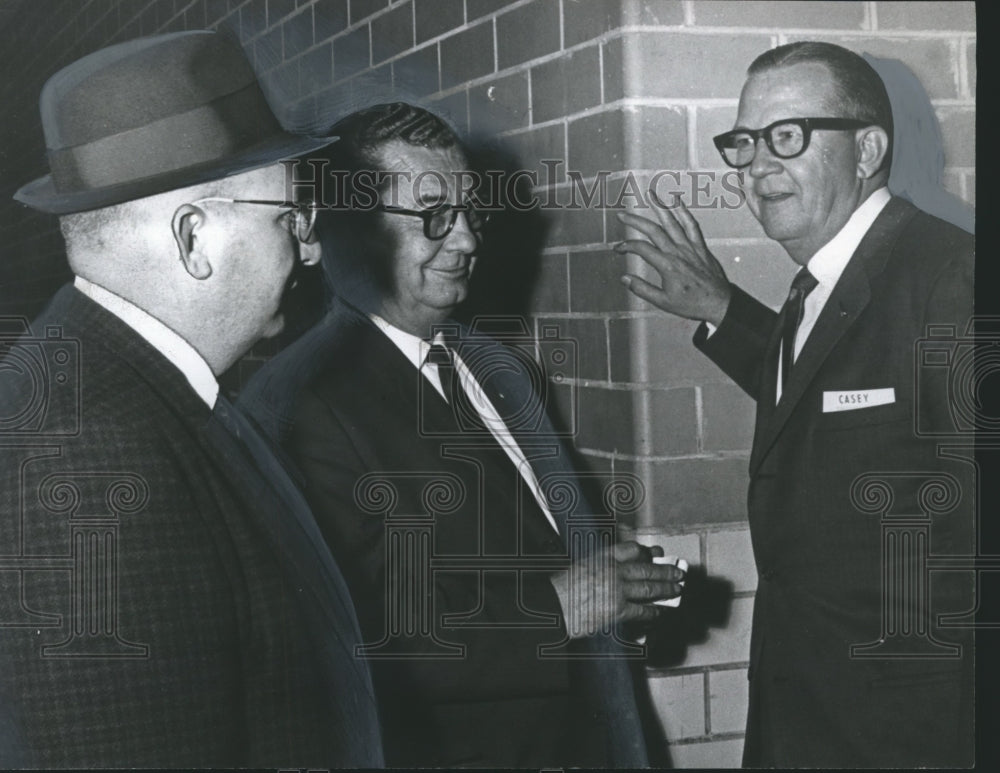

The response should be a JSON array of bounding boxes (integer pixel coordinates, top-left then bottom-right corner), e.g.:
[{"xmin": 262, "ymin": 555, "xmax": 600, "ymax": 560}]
[{"xmin": 747, "ymin": 42, "xmax": 894, "ymax": 174}]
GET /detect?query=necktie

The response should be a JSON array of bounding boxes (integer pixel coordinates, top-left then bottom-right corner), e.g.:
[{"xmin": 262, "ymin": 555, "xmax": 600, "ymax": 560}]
[
  {"xmin": 780, "ymin": 268, "xmax": 819, "ymax": 390},
  {"xmin": 424, "ymin": 342, "xmax": 485, "ymax": 431},
  {"xmin": 425, "ymin": 343, "xmax": 456, "ymax": 406},
  {"xmin": 422, "ymin": 341, "xmax": 556, "ymax": 540}
]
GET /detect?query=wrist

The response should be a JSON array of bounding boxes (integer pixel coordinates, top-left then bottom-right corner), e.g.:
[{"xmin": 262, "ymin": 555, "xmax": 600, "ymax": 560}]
[{"xmin": 705, "ymin": 283, "xmax": 733, "ymax": 327}]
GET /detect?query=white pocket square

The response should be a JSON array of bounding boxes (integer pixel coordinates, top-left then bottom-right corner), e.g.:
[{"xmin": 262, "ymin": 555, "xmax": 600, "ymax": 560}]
[{"xmin": 823, "ymin": 388, "xmax": 895, "ymax": 413}]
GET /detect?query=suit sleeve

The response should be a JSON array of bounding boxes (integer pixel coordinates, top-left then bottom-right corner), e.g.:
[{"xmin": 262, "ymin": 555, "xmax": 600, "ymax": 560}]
[
  {"xmin": 914, "ymin": 223, "xmax": 975, "ymax": 436},
  {"xmin": 288, "ymin": 385, "xmax": 571, "ymax": 702},
  {"xmin": 693, "ymin": 284, "xmax": 779, "ymax": 401}
]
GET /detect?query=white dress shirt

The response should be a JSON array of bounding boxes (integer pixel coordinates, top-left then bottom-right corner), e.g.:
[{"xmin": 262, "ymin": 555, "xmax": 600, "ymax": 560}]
[
  {"xmin": 704, "ymin": 188, "xmax": 892, "ymax": 403},
  {"xmin": 74, "ymin": 276, "xmax": 219, "ymax": 408},
  {"xmin": 774, "ymin": 187, "xmax": 891, "ymax": 402},
  {"xmin": 370, "ymin": 313, "xmax": 560, "ymax": 534}
]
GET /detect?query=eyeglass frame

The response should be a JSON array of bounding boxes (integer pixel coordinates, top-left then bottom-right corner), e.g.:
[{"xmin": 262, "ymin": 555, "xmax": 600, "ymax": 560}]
[
  {"xmin": 712, "ymin": 117, "xmax": 874, "ymax": 169},
  {"xmin": 375, "ymin": 203, "xmax": 491, "ymax": 241},
  {"xmin": 189, "ymin": 197, "xmax": 319, "ymax": 243}
]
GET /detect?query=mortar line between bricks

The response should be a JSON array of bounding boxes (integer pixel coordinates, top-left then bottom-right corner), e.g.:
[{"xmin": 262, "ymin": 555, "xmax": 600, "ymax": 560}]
[
  {"xmin": 686, "ymin": 103, "xmax": 698, "ymax": 169},
  {"xmin": 532, "ymin": 309, "xmax": 733, "ymax": 320},
  {"xmin": 612, "ymin": 23, "xmax": 974, "ymax": 39},
  {"xmin": 497, "ymin": 99, "xmax": 738, "ymax": 136},
  {"xmin": 491, "ymin": 16, "xmax": 498, "ymax": 75},
  {"xmin": 678, "ymin": 730, "xmax": 751, "ymax": 744},
  {"xmin": 603, "ymin": 318, "xmax": 611, "ymax": 384},
  {"xmin": 867, "ymin": 1, "xmax": 877, "ymax": 32},
  {"xmin": 694, "ymin": 386, "xmax": 705, "ymax": 455},
  {"xmin": 572, "ymin": 448, "xmax": 750, "ymax": 463},
  {"xmin": 526, "ymin": 64, "xmax": 534, "ymax": 126},
  {"xmin": 636, "ymin": 523, "xmax": 750, "ymax": 537},
  {"xmin": 703, "ymin": 670, "xmax": 712, "ymax": 735},
  {"xmin": 429, "ymin": 16, "xmax": 872, "ymax": 103},
  {"xmin": 366, "ymin": 17, "xmax": 373, "ymax": 69},
  {"xmin": 597, "ymin": 31, "xmax": 605, "ymax": 105},
  {"xmin": 960, "ymin": 37, "xmax": 970, "ymax": 99},
  {"xmin": 250, "ymin": 2, "xmax": 313, "ymax": 37},
  {"xmin": 435, "ymin": 41, "xmax": 442, "ymax": 96},
  {"xmin": 407, "ymin": 1, "xmax": 416, "ymax": 61},
  {"xmin": 682, "ymin": 0, "xmax": 695, "ymax": 27},
  {"xmin": 497, "ymin": 94, "xmax": 972, "ymax": 139},
  {"xmin": 175, "ymin": 1, "xmax": 200, "ymax": 20},
  {"xmin": 340, "ymin": 0, "xmax": 540, "ymax": 69},
  {"xmin": 557, "ymin": 0, "xmax": 564, "ymax": 52},
  {"xmin": 431, "ymin": 38, "xmax": 611, "ymax": 101},
  {"xmin": 563, "ymin": 249, "xmax": 572, "ymax": 312},
  {"xmin": 647, "ymin": 661, "xmax": 751, "ymax": 678}
]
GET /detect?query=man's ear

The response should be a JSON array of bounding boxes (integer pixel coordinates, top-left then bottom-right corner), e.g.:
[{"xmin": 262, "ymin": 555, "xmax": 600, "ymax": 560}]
[
  {"xmin": 172, "ymin": 204, "xmax": 213, "ymax": 280},
  {"xmin": 856, "ymin": 126, "xmax": 890, "ymax": 180},
  {"xmin": 298, "ymin": 236, "xmax": 323, "ymax": 266}
]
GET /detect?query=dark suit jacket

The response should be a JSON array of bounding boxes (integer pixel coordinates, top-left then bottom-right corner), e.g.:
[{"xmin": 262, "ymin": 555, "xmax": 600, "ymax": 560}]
[
  {"xmin": 240, "ymin": 298, "xmax": 650, "ymax": 767},
  {"xmin": 695, "ymin": 198, "xmax": 975, "ymax": 767},
  {"xmin": 0, "ymin": 286, "xmax": 383, "ymax": 768}
]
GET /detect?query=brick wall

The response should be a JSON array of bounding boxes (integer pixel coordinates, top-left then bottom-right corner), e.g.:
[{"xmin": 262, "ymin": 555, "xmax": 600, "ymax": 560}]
[{"xmin": 0, "ymin": 1, "xmax": 976, "ymax": 766}]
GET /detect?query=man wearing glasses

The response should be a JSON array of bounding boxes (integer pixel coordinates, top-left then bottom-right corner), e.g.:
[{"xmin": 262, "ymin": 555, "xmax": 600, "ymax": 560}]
[
  {"xmin": 240, "ymin": 102, "xmax": 685, "ymax": 767},
  {"xmin": 617, "ymin": 41, "xmax": 974, "ymax": 767},
  {"xmin": 0, "ymin": 31, "xmax": 382, "ymax": 767}
]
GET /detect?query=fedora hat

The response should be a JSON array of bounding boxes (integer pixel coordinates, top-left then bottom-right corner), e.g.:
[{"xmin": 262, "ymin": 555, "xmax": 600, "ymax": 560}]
[{"xmin": 15, "ymin": 30, "xmax": 335, "ymax": 214}]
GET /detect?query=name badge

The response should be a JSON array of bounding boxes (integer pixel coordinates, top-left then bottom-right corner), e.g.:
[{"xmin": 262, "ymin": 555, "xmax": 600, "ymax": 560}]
[{"xmin": 823, "ymin": 388, "xmax": 895, "ymax": 413}]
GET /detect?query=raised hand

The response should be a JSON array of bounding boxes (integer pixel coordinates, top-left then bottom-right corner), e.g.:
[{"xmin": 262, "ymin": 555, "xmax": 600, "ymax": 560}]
[{"xmin": 616, "ymin": 194, "xmax": 732, "ymax": 326}]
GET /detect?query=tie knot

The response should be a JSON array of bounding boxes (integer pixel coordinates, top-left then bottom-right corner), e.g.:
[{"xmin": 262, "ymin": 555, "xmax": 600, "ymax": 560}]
[
  {"xmin": 425, "ymin": 342, "xmax": 453, "ymax": 367},
  {"xmin": 789, "ymin": 268, "xmax": 819, "ymax": 299}
]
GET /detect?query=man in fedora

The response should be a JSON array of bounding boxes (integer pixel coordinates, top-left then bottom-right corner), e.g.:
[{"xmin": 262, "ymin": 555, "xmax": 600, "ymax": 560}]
[{"xmin": 0, "ymin": 31, "xmax": 383, "ymax": 767}]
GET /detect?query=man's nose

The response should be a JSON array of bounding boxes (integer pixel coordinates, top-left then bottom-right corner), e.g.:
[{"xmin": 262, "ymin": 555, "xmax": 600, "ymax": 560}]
[
  {"xmin": 445, "ymin": 210, "xmax": 478, "ymax": 252},
  {"xmin": 747, "ymin": 136, "xmax": 782, "ymax": 178}
]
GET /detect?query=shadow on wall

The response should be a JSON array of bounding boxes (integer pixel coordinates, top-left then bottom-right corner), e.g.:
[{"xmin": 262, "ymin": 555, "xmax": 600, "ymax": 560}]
[
  {"xmin": 632, "ymin": 568, "xmax": 737, "ymax": 766},
  {"xmin": 643, "ymin": 567, "xmax": 737, "ymax": 669},
  {"xmin": 868, "ymin": 54, "xmax": 975, "ymax": 235},
  {"xmin": 456, "ymin": 139, "xmax": 550, "ymax": 325}
]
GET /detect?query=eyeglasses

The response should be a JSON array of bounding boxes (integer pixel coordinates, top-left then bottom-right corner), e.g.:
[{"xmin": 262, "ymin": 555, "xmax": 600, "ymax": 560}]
[
  {"xmin": 190, "ymin": 197, "xmax": 318, "ymax": 243},
  {"xmin": 376, "ymin": 203, "xmax": 491, "ymax": 241},
  {"xmin": 713, "ymin": 117, "xmax": 873, "ymax": 169}
]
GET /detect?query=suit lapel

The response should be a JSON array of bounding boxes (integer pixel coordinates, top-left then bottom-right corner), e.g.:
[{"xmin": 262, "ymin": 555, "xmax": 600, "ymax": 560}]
[
  {"xmin": 199, "ymin": 407, "xmax": 375, "ymax": 682},
  {"xmin": 452, "ymin": 328, "xmax": 575, "ymax": 538},
  {"xmin": 749, "ymin": 198, "xmax": 918, "ymax": 476}
]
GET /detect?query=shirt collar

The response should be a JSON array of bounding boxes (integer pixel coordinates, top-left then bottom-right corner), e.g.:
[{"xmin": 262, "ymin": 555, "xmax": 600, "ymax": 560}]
[
  {"xmin": 369, "ymin": 313, "xmax": 448, "ymax": 369},
  {"xmin": 74, "ymin": 276, "xmax": 220, "ymax": 408},
  {"xmin": 807, "ymin": 187, "xmax": 892, "ymax": 288}
]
